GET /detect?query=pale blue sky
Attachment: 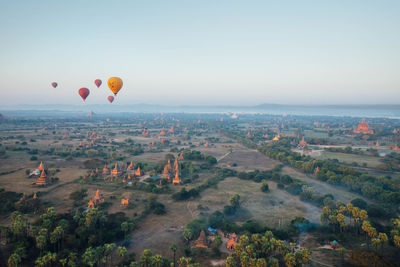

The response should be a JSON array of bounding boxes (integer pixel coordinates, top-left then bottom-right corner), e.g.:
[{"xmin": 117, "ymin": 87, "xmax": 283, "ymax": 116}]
[{"xmin": 0, "ymin": 0, "xmax": 399, "ymax": 106}]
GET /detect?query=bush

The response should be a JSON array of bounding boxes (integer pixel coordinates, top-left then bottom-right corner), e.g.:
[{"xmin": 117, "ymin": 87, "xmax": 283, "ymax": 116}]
[
  {"xmin": 261, "ymin": 182, "xmax": 269, "ymax": 192},
  {"xmin": 277, "ymin": 183, "xmax": 285, "ymax": 189},
  {"xmin": 30, "ymin": 156, "xmax": 38, "ymax": 161}
]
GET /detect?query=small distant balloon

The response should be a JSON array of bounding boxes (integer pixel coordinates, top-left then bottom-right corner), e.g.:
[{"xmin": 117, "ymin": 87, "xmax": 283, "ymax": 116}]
[
  {"xmin": 51, "ymin": 82, "xmax": 57, "ymax": 88},
  {"xmin": 94, "ymin": 79, "xmax": 102, "ymax": 88},
  {"xmin": 107, "ymin": 96, "xmax": 114, "ymax": 103},
  {"xmin": 78, "ymin": 88, "xmax": 90, "ymax": 101},
  {"xmin": 107, "ymin": 77, "xmax": 123, "ymax": 95}
]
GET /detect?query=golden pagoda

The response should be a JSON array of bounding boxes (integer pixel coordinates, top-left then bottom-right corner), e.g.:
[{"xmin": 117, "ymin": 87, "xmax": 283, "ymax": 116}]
[
  {"xmin": 135, "ymin": 167, "xmax": 143, "ymax": 177},
  {"xmin": 394, "ymin": 145, "xmax": 399, "ymax": 151},
  {"xmin": 162, "ymin": 165, "xmax": 170, "ymax": 179},
  {"xmin": 111, "ymin": 164, "xmax": 122, "ymax": 177},
  {"xmin": 102, "ymin": 164, "xmax": 109, "ymax": 176},
  {"xmin": 172, "ymin": 170, "xmax": 181, "ymax": 185},
  {"xmin": 375, "ymin": 141, "xmax": 380, "ymax": 147},
  {"xmin": 204, "ymin": 141, "xmax": 209, "ymax": 147},
  {"xmin": 36, "ymin": 170, "xmax": 49, "ymax": 186},
  {"xmin": 38, "ymin": 162, "xmax": 45, "ymax": 172},
  {"xmin": 174, "ymin": 158, "xmax": 179, "ymax": 171},
  {"xmin": 179, "ymin": 152, "xmax": 184, "ymax": 160},
  {"xmin": 33, "ymin": 193, "xmax": 37, "ymax": 199},
  {"xmin": 88, "ymin": 189, "xmax": 104, "ymax": 209},
  {"xmin": 272, "ymin": 135, "xmax": 280, "ymax": 141},
  {"xmin": 127, "ymin": 161, "xmax": 134, "ymax": 171},
  {"xmin": 168, "ymin": 126, "xmax": 175, "ymax": 133},
  {"xmin": 166, "ymin": 159, "xmax": 172, "ymax": 170},
  {"xmin": 298, "ymin": 137, "xmax": 307, "ymax": 148},
  {"xmin": 354, "ymin": 119, "xmax": 374, "ymax": 134},
  {"xmin": 159, "ymin": 128, "xmax": 165, "ymax": 136},
  {"xmin": 314, "ymin": 167, "xmax": 320, "ymax": 177}
]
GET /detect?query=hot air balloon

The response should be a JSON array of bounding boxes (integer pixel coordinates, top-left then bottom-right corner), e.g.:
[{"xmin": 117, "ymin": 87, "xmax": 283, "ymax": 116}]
[
  {"xmin": 94, "ymin": 79, "xmax": 102, "ymax": 88},
  {"xmin": 51, "ymin": 82, "xmax": 58, "ymax": 88},
  {"xmin": 78, "ymin": 88, "xmax": 90, "ymax": 101},
  {"xmin": 107, "ymin": 96, "xmax": 114, "ymax": 103},
  {"xmin": 107, "ymin": 77, "xmax": 123, "ymax": 95}
]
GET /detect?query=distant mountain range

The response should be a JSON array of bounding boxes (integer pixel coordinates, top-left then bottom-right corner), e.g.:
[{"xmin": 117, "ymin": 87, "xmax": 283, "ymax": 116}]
[{"xmin": 1, "ymin": 103, "xmax": 400, "ymax": 118}]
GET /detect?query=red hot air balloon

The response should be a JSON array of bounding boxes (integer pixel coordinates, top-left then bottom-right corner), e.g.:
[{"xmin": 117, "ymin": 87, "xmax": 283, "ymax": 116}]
[
  {"xmin": 78, "ymin": 88, "xmax": 90, "ymax": 101},
  {"xmin": 94, "ymin": 79, "xmax": 102, "ymax": 88},
  {"xmin": 107, "ymin": 96, "xmax": 114, "ymax": 103},
  {"xmin": 51, "ymin": 82, "xmax": 58, "ymax": 88}
]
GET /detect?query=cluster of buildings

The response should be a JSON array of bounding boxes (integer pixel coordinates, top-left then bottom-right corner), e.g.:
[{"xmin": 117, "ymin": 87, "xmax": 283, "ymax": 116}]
[
  {"xmin": 84, "ymin": 162, "xmax": 144, "ymax": 184},
  {"xmin": 191, "ymin": 228, "xmax": 240, "ymax": 252},
  {"xmin": 30, "ymin": 162, "xmax": 51, "ymax": 186},
  {"xmin": 161, "ymin": 154, "xmax": 184, "ymax": 185}
]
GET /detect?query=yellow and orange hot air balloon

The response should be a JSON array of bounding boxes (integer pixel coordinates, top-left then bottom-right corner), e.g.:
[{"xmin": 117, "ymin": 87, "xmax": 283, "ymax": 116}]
[{"xmin": 107, "ymin": 77, "xmax": 123, "ymax": 95}]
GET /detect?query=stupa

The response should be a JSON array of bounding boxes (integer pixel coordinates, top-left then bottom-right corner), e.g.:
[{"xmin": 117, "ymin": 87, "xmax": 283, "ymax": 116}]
[
  {"xmin": 193, "ymin": 230, "xmax": 208, "ymax": 248},
  {"xmin": 127, "ymin": 161, "xmax": 134, "ymax": 171},
  {"xmin": 298, "ymin": 137, "xmax": 307, "ymax": 148},
  {"xmin": 354, "ymin": 119, "xmax": 374, "ymax": 134},
  {"xmin": 135, "ymin": 167, "xmax": 143, "ymax": 177},
  {"xmin": 38, "ymin": 162, "xmax": 45, "ymax": 172},
  {"xmin": 111, "ymin": 164, "xmax": 122, "ymax": 177},
  {"xmin": 172, "ymin": 170, "xmax": 181, "ymax": 185},
  {"xmin": 102, "ymin": 164, "xmax": 109, "ymax": 176},
  {"xmin": 88, "ymin": 189, "xmax": 104, "ymax": 209},
  {"xmin": 36, "ymin": 170, "xmax": 49, "ymax": 186}
]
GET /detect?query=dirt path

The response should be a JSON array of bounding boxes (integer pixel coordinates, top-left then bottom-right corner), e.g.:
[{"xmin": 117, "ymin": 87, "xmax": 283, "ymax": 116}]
[{"xmin": 217, "ymin": 151, "xmax": 231, "ymax": 162}]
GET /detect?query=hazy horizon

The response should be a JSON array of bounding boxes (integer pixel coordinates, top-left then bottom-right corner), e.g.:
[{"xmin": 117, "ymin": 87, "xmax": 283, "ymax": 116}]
[{"xmin": 1, "ymin": 0, "xmax": 399, "ymax": 106}]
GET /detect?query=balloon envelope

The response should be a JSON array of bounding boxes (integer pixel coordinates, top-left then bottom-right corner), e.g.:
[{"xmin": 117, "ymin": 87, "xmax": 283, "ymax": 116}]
[
  {"xmin": 107, "ymin": 96, "xmax": 114, "ymax": 103},
  {"xmin": 51, "ymin": 82, "xmax": 57, "ymax": 88},
  {"xmin": 78, "ymin": 88, "xmax": 90, "ymax": 101},
  {"xmin": 94, "ymin": 79, "xmax": 102, "ymax": 88},
  {"xmin": 107, "ymin": 77, "xmax": 123, "ymax": 95}
]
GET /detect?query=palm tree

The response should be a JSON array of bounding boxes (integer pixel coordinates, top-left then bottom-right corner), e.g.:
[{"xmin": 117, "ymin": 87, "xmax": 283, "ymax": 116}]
[
  {"xmin": 140, "ymin": 249, "xmax": 152, "ymax": 267},
  {"xmin": 8, "ymin": 253, "xmax": 21, "ymax": 267},
  {"xmin": 170, "ymin": 244, "xmax": 178, "ymax": 267},
  {"xmin": 67, "ymin": 252, "xmax": 78, "ymax": 267},
  {"xmin": 121, "ymin": 221, "xmax": 134, "ymax": 240},
  {"xmin": 59, "ymin": 258, "xmax": 67, "ymax": 267},
  {"xmin": 82, "ymin": 247, "xmax": 96, "ymax": 267},
  {"xmin": 226, "ymin": 256, "xmax": 236, "ymax": 267},
  {"xmin": 117, "ymin": 246, "xmax": 127, "ymax": 263},
  {"xmin": 36, "ymin": 235, "xmax": 47, "ymax": 256},
  {"xmin": 152, "ymin": 255, "xmax": 163, "ymax": 267},
  {"xmin": 103, "ymin": 243, "xmax": 116, "ymax": 265}
]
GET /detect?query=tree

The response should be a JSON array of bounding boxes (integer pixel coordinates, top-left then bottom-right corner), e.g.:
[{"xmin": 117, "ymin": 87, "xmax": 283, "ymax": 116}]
[
  {"xmin": 8, "ymin": 253, "xmax": 21, "ymax": 267},
  {"xmin": 226, "ymin": 256, "xmax": 236, "ymax": 267},
  {"xmin": 36, "ymin": 235, "xmax": 47, "ymax": 255},
  {"xmin": 230, "ymin": 194, "xmax": 240, "ymax": 209},
  {"xmin": 117, "ymin": 246, "xmax": 127, "ymax": 261},
  {"xmin": 140, "ymin": 249, "xmax": 152, "ymax": 267},
  {"xmin": 170, "ymin": 244, "xmax": 178, "ymax": 267},
  {"xmin": 82, "ymin": 247, "xmax": 96, "ymax": 267},
  {"xmin": 261, "ymin": 182, "xmax": 269, "ymax": 192},
  {"xmin": 212, "ymin": 235, "xmax": 222, "ymax": 256},
  {"xmin": 121, "ymin": 221, "xmax": 135, "ymax": 240}
]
